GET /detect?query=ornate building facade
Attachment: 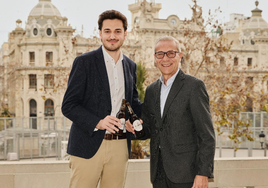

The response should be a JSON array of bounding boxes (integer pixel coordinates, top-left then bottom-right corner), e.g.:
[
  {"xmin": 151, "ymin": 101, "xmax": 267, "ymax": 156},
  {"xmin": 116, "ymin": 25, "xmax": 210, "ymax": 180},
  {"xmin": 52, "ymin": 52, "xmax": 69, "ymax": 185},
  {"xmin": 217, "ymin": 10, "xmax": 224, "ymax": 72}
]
[
  {"xmin": 222, "ymin": 1, "xmax": 268, "ymax": 110},
  {"xmin": 0, "ymin": 0, "xmax": 268, "ymax": 123}
]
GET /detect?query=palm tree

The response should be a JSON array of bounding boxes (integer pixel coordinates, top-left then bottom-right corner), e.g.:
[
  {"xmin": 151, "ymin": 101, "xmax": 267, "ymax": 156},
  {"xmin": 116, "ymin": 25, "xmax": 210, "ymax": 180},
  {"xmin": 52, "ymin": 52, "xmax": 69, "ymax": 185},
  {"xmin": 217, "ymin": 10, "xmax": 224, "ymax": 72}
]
[{"xmin": 131, "ymin": 62, "xmax": 150, "ymax": 159}]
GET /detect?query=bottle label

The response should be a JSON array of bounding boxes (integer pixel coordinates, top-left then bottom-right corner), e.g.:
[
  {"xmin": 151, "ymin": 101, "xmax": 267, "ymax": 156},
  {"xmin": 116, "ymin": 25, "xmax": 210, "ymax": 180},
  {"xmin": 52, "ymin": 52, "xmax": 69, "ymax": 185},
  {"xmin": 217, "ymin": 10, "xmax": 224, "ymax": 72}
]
[
  {"xmin": 119, "ymin": 118, "xmax": 125, "ymax": 130},
  {"xmin": 133, "ymin": 120, "xmax": 142, "ymax": 131}
]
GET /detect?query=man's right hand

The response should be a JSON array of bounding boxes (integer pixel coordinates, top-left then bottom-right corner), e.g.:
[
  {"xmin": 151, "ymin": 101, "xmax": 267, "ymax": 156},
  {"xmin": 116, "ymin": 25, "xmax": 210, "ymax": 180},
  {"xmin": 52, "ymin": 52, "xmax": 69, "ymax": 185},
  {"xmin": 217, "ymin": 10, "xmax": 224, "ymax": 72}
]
[
  {"xmin": 125, "ymin": 120, "xmax": 135, "ymax": 134},
  {"xmin": 96, "ymin": 116, "xmax": 121, "ymax": 133}
]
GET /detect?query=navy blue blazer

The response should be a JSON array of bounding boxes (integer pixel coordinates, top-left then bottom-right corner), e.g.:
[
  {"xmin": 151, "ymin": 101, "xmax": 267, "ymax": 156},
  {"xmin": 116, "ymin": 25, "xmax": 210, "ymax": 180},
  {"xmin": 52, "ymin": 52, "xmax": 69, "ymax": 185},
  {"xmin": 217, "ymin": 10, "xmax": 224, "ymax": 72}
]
[{"xmin": 62, "ymin": 46, "xmax": 141, "ymax": 159}]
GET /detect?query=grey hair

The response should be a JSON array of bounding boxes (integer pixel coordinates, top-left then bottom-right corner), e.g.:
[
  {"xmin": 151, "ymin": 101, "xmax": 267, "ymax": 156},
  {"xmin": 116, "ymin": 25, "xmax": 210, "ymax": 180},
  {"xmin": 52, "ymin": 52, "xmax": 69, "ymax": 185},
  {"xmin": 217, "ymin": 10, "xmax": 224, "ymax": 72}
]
[{"xmin": 154, "ymin": 36, "xmax": 181, "ymax": 52}]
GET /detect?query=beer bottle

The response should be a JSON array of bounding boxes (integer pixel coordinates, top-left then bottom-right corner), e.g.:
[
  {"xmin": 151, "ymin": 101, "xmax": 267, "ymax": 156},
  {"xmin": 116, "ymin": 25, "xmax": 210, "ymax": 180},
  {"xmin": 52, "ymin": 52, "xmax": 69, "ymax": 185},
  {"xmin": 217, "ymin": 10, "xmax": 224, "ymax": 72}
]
[
  {"xmin": 114, "ymin": 99, "xmax": 126, "ymax": 136},
  {"xmin": 126, "ymin": 102, "xmax": 144, "ymax": 138}
]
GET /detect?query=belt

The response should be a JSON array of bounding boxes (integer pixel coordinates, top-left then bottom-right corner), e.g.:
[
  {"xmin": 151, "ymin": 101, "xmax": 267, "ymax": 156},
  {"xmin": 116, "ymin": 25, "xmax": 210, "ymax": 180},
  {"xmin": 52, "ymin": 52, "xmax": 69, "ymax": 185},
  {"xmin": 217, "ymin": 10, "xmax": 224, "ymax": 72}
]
[{"xmin": 104, "ymin": 133, "xmax": 127, "ymax": 140}]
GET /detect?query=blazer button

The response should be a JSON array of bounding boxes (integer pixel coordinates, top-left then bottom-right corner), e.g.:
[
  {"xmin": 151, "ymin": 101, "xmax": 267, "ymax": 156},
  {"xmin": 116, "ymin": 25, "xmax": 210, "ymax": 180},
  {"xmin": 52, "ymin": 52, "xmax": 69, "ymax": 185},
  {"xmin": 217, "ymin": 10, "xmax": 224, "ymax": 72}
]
[{"xmin": 160, "ymin": 128, "xmax": 163, "ymax": 132}]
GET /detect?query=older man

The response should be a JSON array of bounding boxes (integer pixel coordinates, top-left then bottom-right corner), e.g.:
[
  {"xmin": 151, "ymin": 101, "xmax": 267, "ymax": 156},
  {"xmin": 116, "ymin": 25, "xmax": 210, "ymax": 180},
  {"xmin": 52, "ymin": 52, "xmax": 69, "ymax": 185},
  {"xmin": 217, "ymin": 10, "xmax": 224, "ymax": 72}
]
[{"xmin": 127, "ymin": 36, "xmax": 215, "ymax": 188}]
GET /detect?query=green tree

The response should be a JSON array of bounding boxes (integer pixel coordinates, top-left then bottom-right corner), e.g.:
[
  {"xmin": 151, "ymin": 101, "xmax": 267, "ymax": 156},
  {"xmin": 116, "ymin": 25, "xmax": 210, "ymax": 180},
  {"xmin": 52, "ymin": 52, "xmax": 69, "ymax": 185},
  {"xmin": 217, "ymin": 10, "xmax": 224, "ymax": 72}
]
[
  {"xmin": 0, "ymin": 108, "xmax": 12, "ymax": 131},
  {"xmin": 131, "ymin": 62, "xmax": 150, "ymax": 159},
  {"xmin": 136, "ymin": 62, "xmax": 147, "ymax": 102}
]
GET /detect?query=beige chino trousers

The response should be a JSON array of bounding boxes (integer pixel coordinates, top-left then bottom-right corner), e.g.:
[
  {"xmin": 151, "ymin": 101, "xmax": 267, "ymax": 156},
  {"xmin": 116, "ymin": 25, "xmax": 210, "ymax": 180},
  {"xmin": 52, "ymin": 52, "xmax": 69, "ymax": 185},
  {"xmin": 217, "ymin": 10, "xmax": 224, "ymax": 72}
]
[{"xmin": 69, "ymin": 139, "xmax": 129, "ymax": 188}]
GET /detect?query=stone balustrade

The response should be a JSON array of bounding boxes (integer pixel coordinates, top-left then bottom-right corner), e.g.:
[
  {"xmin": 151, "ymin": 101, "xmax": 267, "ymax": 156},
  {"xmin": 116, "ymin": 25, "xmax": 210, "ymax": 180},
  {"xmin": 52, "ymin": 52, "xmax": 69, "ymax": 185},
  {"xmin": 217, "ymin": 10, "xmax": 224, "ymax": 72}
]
[{"xmin": 1, "ymin": 158, "xmax": 268, "ymax": 188}]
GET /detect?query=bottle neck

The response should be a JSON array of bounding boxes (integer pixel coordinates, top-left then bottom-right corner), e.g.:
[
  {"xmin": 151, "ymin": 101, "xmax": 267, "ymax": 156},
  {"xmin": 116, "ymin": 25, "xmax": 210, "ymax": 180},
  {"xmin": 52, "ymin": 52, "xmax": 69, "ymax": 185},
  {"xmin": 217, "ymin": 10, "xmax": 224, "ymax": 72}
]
[
  {"xmin": 120, "ymin": 106, "xmax": 125, "ymax": 112},
  {"xmin": 127, "ymin": 106, "xmax": 134, "ymax": 115}
]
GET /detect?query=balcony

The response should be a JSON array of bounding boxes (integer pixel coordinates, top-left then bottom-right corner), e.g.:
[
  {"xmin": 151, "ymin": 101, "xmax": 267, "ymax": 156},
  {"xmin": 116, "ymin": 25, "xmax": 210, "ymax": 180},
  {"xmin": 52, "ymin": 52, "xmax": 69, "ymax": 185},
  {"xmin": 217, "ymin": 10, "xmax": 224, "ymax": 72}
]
[{"xmin": 1, "ymin": 158, "xmax": 268, "ymax": 188}]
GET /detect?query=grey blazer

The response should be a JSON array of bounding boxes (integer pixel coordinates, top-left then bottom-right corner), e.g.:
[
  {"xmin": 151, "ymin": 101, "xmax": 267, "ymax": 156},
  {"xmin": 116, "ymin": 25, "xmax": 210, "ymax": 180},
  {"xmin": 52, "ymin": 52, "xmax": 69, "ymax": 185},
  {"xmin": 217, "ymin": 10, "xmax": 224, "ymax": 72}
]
[{"xmin": 141, "ymin": 70, "xmax": 215, "ymax": 183}]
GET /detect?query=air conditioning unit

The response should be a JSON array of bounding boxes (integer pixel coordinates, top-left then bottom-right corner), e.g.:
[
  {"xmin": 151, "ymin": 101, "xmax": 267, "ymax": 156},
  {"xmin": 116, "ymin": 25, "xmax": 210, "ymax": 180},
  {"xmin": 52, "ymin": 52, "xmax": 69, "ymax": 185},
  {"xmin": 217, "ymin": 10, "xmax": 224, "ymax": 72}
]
[{"xmin": 7, "ymin": 152, "xmax": 18, "ymax": 161}]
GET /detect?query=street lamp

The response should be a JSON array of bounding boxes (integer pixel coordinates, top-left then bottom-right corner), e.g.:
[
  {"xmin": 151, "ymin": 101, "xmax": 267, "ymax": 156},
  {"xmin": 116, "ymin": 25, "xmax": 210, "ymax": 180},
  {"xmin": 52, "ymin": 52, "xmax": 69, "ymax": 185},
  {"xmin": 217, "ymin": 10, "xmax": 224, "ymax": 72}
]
[
  {"xmin": 259, "ymin": 131, "xmax": 265, "ymax": 149},
  {"xmin": 259, "ymin": 131, "xmax": 266, "ymax": 157}
]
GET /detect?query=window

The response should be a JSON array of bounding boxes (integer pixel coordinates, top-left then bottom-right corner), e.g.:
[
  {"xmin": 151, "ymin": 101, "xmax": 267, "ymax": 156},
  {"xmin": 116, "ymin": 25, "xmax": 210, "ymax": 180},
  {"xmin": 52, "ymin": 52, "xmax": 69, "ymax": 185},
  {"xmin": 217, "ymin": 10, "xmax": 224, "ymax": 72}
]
[
  {"xmin": 45, "ymin": 99, "xmax": 54, "ymax": 116},
  {"xmin": 46, "ymin": 52, "xmax": 53, "ymax": 62},
  {"xmin": 245, "ymin": 97, "xmax": 253, "ymax": 112},
  {"xmin": 29, "ymin": 99, "xmax": 37, "ymax": 116},
  {"xmin": 232, "ymin": 76, "xmax": 239, "ymax": 84},
  {"xmin": 44, "ymin": 74, "xmax": 54, "ymax": 88},
  {"xmin": 46, "ymin": 28, "xmax": 52, "ymax": 36},
  {"xmin": 246, "ymin": 77, "xmax": 254, "ymax": 89},
  {"xmin": 76, "ymin": 52, "xmax": 82, "ymax": 57},
  {"xmin": 33, "ymin": 28, "xmax": 38, "ymax": 36},
  {"xmin": 29, "ymin": 74, "xmax": 37, "ymax": 89},
  {"xmin": 29, "ymin": 52, "xmax": 35, "ymax": 62},
  {"xmin": 205, "ymin": 56, "xmax": 211, "ymax": 63},
  {"xmin": 220, "ymin": 57, "xmax": 225, "ymax": 67},
  {"xmin": 234, "ymin": 57, "xmax": 238, "ymax": 66},
  {"xmin": 247, "ymin": 58, "xmax": 252, "ymax": 67},
  {"xmin": 218, "ymin": 98, "xmax": 225, "ymax": 107},
  {"xmin": 29, "ymin": 99, "xmax": 37, "ymax": 129}
]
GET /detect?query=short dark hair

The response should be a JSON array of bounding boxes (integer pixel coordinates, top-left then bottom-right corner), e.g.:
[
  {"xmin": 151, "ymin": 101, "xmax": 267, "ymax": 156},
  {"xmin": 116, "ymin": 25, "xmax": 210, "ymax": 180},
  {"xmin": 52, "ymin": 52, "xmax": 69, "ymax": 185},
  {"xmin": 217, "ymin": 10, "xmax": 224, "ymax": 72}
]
[{"xmin": 98, "ymin": 10, "xmax": 128, "ymax": 31}]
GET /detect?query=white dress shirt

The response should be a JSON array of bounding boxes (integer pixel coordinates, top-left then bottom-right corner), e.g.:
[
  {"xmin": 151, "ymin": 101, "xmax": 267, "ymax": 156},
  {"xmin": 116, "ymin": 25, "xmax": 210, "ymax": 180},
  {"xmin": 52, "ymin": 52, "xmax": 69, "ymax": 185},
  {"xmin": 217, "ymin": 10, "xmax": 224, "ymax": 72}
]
[
  {"xmin": 95, "ymin": 46, "xmax": 125, "ymax": 132},
  {"xmin": 159, "ymin": 68, "xmax": 180, "ymax": 117}
]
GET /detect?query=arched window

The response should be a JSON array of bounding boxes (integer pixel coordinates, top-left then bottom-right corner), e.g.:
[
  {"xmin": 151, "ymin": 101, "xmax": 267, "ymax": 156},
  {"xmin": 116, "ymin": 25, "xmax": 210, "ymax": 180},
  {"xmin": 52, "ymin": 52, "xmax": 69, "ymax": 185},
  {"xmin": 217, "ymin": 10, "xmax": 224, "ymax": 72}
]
[
  {"xmin": 29, "ymin": 99, "xmax": 37, "ymax": 117},
  {"xmin": 33, "ymin": 28, "xmax": 38, "ymax": 36},
  {"xmin": 29, "ymin": 99, "xmax": 37, "ymax": 129},
  {"xmin": 46, "ymin": 28, "xmax": 52, "ymax": 36},
  {"xmin": 45, "ymin": 99, "xmax": 54, "ymax": 116},
  {"xmin": 234, "ymin": 57, "xmax": 238, "ymax": 66}
]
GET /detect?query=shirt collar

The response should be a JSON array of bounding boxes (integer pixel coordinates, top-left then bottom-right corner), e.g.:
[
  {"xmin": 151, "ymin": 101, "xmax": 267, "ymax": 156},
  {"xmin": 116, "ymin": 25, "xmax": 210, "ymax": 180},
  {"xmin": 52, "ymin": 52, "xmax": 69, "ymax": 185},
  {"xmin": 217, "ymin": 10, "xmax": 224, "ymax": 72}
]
[
  {"xmin": 102, "ymin": 45, "xmax": 123, "ymax": 64},
  {"xmin": 159, "ymin": 68, "xmax": 180, "ymax": 87}
]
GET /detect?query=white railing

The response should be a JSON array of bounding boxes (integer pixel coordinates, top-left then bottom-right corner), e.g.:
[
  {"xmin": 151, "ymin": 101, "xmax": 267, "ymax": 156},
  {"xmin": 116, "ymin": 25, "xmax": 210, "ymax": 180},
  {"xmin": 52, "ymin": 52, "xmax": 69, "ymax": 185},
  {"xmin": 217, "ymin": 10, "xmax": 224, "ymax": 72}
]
[
  {"xmin": 0, "ymin": 112, "xmax": 268, "ymax": 160},
  {"xmin": 0, "ymin": 116, "xmax": 72, "ymax": 161}
]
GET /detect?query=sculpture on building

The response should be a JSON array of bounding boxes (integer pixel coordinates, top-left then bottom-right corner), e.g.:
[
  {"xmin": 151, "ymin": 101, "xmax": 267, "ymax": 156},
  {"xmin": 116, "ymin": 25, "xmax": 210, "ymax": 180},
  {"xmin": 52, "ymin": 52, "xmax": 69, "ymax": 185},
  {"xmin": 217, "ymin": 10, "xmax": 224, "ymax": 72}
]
[
  {"xmin": 140, "ymin": 0, "xmax": 152, "ymax": 14},
  {"xmin": 239, "ymin": 32, "xmax": 246, "ymax": 45},
  {"xmin": 140, "ymin": 0, "xmax": 153, "ymax": 22}
]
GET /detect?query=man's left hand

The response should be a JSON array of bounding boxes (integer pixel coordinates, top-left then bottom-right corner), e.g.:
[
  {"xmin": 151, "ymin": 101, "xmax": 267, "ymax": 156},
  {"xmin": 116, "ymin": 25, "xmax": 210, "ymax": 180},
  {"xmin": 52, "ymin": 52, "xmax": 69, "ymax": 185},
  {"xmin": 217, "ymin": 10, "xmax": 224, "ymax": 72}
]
[{"xmin": 192, "ymin": 175, "xmax": 208, "ymax": 188}]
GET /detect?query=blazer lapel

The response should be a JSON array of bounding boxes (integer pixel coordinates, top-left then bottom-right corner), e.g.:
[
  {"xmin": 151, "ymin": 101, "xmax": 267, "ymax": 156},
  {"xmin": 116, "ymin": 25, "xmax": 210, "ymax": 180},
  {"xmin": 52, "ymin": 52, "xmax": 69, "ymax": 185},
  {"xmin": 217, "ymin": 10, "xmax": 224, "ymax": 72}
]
[
  {"xmin": 122, "ymin": 57, "xmax": 131, "ymax": 101},
  {"xmin": 95, "ymin": 47, "xmax": 111, "ymax": 101},
  {"xmin": 155, "ymin": 79, "xmax": 162, "ymax": 126},
  {"xmin": 162, "ymin": 70, "xmax": 185, "ymax": 119}
]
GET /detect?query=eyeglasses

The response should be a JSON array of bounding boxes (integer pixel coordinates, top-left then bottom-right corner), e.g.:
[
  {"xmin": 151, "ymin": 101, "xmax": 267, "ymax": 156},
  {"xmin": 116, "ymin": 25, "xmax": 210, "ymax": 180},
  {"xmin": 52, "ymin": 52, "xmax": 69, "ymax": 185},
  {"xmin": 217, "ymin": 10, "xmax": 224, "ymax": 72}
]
[{"xmin": 154, "ymin": 50, "xmax": 180, "ymax": 59}]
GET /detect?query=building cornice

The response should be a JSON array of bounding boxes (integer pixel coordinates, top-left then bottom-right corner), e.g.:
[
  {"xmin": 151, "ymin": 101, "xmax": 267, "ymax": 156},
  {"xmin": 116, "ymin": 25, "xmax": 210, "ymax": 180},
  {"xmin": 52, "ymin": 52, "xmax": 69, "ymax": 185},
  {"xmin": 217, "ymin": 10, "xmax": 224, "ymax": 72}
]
[
  {"xmin": 15, "ymin": 66, "xmax": 71, "ymax": 71},
  {"xmin": 18, "ymin": 42, "xmax": 59, "ymax": 47},
  {"xmin": 230, "ymin": 49, "xmax": 258, "ymax": 53},
  {"xmin": 237, "ymin": 70, "xmax": 268, "ymax": 73}
]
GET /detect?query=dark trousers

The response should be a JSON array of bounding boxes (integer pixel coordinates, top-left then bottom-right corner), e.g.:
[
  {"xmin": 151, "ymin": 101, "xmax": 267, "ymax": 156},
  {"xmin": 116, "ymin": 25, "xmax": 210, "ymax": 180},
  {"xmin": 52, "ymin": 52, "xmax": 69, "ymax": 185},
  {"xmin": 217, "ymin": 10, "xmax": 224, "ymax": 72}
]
[{"xmin": 153, "ymin": 151, "xmax": 193, "ymax": 188}]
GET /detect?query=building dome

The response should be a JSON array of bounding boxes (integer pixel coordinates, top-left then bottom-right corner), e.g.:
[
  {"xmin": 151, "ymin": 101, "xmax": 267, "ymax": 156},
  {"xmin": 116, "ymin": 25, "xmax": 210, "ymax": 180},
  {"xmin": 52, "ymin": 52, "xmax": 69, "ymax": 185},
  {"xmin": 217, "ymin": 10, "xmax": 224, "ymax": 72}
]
[
  {"xmin": 29, "ymin": 0, "xmax": 62, "ymax": 18},
  {"xmin": 243, "ymin": 1, "xmax": 268, "ymax": 30},
  {"xmin": 243, "ymin": 17, "xmax": 268, "ymax": 30}
]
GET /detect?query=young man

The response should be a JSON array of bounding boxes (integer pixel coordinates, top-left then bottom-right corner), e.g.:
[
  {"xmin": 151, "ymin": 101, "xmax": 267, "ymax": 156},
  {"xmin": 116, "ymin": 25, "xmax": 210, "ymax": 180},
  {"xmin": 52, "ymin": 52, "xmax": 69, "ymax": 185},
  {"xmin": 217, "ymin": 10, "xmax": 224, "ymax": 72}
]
[
  {"xmin": 62, "ymin": 10, "xmax": 141, "ymax": 188},
  {"xmin": 127, "ymin": 36, "xmax": 215, "ymax": 188}
]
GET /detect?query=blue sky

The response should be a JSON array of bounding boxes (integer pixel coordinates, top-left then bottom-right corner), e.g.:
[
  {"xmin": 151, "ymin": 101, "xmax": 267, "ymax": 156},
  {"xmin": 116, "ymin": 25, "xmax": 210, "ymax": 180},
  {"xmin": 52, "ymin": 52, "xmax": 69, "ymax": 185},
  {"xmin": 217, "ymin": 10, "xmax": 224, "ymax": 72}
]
[{"xmin": 0, "ymin": 0, "xmax": 267, "ymax": 45}]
